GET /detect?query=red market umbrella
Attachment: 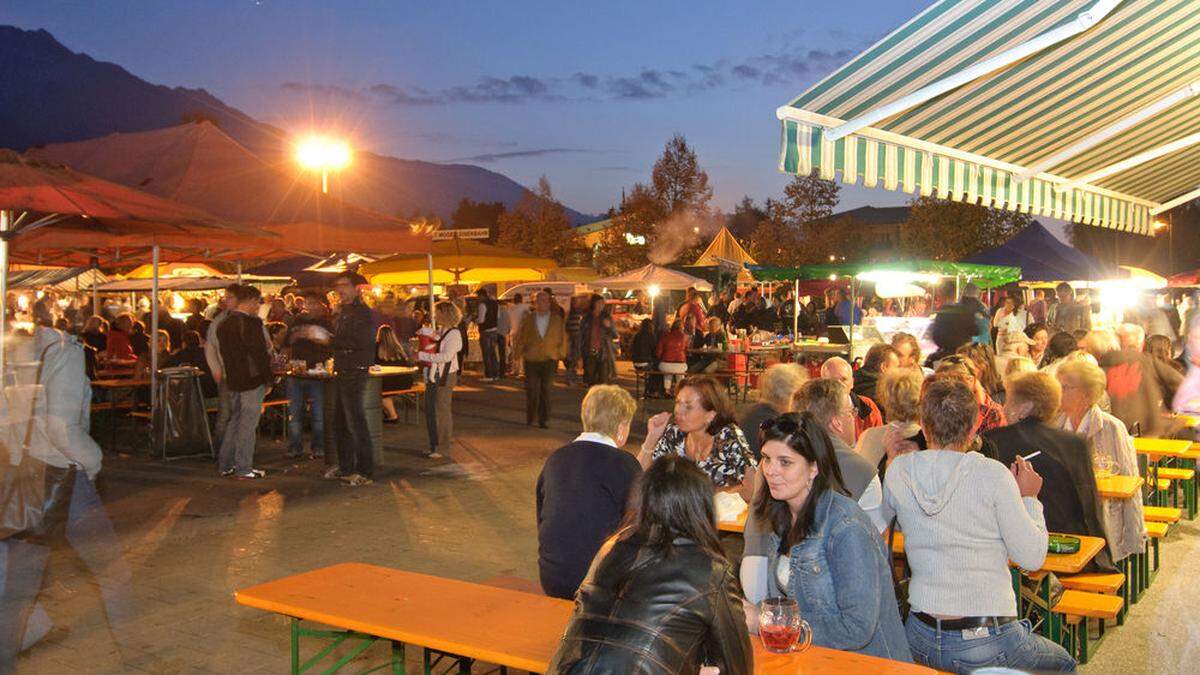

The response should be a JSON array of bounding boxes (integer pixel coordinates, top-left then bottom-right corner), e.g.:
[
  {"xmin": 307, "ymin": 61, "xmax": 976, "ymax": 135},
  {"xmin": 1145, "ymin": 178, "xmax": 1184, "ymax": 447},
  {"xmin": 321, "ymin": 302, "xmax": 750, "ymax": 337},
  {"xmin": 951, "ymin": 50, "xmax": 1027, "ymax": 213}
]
[{"xmin": 0, "ymin": 150, "xmax": 276, "ymax": 400}]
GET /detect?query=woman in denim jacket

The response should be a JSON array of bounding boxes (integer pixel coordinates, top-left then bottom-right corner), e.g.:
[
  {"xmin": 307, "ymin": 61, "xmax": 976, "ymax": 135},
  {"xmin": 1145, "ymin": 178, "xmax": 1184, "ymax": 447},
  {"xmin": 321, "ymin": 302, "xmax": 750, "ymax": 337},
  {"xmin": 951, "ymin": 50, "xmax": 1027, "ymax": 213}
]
[{"xmin": 740, "ymin": 412, "xmax": 911, "ymax": 662}]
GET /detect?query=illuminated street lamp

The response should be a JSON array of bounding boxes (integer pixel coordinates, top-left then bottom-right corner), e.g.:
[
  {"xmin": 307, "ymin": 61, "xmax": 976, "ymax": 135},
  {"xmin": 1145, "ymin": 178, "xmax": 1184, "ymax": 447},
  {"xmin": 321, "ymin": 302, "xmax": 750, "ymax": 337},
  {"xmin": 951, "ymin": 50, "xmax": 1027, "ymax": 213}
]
[{"xmin": 296, "ymin": 135, "xmax": 351, "ymax": 193}]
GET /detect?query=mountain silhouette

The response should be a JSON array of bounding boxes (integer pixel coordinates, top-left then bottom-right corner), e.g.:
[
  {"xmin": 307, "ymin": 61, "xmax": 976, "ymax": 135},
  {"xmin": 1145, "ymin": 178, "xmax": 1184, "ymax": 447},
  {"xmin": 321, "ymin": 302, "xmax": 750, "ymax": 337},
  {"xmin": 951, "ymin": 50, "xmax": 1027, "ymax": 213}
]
[{"xmin": 0, "ymin": 24, "xmax": 595, "ymax": 224}]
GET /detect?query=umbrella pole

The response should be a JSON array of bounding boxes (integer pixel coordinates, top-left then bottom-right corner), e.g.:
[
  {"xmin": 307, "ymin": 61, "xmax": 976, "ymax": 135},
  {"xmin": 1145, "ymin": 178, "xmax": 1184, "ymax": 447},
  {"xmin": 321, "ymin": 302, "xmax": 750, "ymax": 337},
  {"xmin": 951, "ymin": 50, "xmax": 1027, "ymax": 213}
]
[
  {"xmin": 151, "ymin": 245, "xmax": 160, "ymax": 414},
  {"xmin": 236, "ymin": 258, "xmax": 243, "ymax": 284},
  {"xmin": 793, "ymin": 278, "xmax": 800, "ymax": 339},
  {"xmin": 0, "ymin": 209, "xmax": 9, "ymax": 382},
  {"xmin": 849, "ymin": 278, "xmax": 857, "ymax": 363},
  {"xmin": 91, "ymin": 264, "xmax": 98, "ymax": 318},
  {"xmin": 427, "ymin": 253, "xmax": 436, "ymax": 331}
]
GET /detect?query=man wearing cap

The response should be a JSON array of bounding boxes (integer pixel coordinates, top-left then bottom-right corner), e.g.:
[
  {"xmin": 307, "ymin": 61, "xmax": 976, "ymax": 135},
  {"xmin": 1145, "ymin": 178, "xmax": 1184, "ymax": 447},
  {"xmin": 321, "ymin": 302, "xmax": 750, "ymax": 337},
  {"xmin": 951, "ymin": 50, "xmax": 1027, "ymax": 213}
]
[{"xmin": 320, "ymin": 271, "xmax": 378, "ymax": 486}]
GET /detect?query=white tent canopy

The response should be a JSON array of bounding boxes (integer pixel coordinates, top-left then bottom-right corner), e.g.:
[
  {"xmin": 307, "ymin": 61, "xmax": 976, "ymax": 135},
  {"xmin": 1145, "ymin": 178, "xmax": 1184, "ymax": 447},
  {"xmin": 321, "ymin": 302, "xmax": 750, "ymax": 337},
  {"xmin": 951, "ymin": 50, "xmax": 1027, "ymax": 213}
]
[{"xmin": 592, "ymin": 264, "xmax": 713, "ymax": 292}]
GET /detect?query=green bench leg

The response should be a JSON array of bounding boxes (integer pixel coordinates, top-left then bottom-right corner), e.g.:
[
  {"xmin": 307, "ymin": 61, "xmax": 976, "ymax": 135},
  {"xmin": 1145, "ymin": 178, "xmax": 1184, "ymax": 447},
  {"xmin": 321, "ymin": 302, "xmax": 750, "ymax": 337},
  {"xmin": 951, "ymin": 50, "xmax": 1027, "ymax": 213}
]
[{"xmin": 289, "ymin": 617, "xmax": 403, "ymax": 674}]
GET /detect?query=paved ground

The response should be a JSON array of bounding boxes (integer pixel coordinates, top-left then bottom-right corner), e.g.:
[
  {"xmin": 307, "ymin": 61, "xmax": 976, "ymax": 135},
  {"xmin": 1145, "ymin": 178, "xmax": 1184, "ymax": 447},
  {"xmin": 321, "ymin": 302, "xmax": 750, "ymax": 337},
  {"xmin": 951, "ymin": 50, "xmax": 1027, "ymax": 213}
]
[{"xmin": 12, "ymin": 365, "xmax": 1200, "ymax": 674}]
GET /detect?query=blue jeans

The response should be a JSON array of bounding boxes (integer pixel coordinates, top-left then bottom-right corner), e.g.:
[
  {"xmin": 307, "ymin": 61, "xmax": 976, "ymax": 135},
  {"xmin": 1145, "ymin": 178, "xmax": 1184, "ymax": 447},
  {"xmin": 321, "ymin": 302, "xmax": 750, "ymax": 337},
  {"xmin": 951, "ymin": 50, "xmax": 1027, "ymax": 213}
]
[
  {"xmin": 905, "ymin": 615, "xmax": 1076, "ymax": 674},
  {"xmin": 286, "ymin": 376, "xmax": 325, "ymax": 456},
  {"xmin": 480, "ymin": 330, "xmax": 501, "ymax": 378},
  {"xmin": 217, "ymin": 385, "xmax": 266, "ymax": 474}
]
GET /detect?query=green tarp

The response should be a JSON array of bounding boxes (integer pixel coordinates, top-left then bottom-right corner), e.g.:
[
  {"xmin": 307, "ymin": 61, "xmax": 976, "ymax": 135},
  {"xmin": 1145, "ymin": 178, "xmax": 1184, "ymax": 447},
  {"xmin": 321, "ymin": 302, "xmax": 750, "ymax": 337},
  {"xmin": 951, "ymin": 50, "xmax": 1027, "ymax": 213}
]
[{"xmin": 749, "ymin": 259, "xmax": 1020, "ymax": 288}]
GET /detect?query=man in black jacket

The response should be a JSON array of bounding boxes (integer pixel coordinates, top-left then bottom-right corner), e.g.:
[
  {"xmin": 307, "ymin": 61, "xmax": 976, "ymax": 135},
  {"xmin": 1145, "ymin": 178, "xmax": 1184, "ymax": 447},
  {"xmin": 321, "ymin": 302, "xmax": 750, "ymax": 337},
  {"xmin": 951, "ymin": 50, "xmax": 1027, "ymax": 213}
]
[
  {"xmin": 215, "ymin": 284, "xmax": 273, "ymax": 480},
  {"xmin": 537, "ymin": 385, "xmax": 641, "ymax": 599},
  {"xmin": 475, "ymin": 287, "xmax": 500, "ymax": 381},
  {"xmin": 985, "ymin": 371, "xmax": 1114, "ymax": 573},
  {"xmin": 321, "ymin": 272, "xmax": 377, "ymax": 486}
]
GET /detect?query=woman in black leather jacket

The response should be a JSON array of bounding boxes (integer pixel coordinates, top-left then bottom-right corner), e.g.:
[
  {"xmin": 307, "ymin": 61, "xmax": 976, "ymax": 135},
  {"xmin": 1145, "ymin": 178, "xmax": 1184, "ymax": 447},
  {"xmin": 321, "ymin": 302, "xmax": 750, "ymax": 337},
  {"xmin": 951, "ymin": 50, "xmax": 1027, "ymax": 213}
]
[{"xmin": 547, "ymin": 455, "xmax": 753, "ymax": 675}]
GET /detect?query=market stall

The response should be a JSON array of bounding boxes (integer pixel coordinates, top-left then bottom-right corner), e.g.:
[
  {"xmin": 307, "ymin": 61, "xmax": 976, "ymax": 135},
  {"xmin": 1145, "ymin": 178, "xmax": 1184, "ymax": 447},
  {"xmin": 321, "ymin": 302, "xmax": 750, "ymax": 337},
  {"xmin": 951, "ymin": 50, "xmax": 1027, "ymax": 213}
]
[{"xmin": 750, "ymin": 260, "xmax": 1020, "ymax": 362}]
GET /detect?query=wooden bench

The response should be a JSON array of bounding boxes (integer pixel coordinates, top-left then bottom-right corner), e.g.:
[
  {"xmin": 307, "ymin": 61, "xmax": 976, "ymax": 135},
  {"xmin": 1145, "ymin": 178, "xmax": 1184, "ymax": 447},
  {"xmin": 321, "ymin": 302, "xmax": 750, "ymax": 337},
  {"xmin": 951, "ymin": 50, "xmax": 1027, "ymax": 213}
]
[
  {"xmin": 1054, "ymin": 589, "xmax": 1124, "ymax": 664},
  {"xmin": 1156, "ymin": 467, "xmax": 1197, "ymax": 517},
  {"xmin": 381, "ymin": 386, "xmax": 422, "ymax": 423},
  {"xmin": 1143, "ymin": 505, "xmax": 1182, "ymax": 523},
  {"xmin": 234, "ymin": 562, "xmax": 941, "ymax": 674}
]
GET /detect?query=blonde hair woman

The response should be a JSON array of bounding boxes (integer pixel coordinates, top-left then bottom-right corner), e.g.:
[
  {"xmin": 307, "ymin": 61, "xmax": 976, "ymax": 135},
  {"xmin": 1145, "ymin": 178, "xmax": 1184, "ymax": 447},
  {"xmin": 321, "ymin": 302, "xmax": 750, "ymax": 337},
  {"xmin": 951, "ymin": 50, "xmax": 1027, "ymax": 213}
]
[
  {"xmin": 417, "ymin": 301, "xmax": 464, "ymax": 459},
  {"xmin": 1055, "ymin": 359, "xmax": 1145, "ymax": 562},
  {"xmin": 855, "ymin": 367, "xmax": 924, "ymax": 469}
]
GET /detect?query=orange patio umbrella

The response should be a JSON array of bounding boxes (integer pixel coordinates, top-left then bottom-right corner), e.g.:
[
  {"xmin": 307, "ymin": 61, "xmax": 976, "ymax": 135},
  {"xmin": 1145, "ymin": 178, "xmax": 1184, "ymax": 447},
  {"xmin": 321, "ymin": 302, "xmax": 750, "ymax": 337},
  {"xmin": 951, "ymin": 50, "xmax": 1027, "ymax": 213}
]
[{"xmin": 0, "ymin": 150, "xmax": 275, "ymax": 397}]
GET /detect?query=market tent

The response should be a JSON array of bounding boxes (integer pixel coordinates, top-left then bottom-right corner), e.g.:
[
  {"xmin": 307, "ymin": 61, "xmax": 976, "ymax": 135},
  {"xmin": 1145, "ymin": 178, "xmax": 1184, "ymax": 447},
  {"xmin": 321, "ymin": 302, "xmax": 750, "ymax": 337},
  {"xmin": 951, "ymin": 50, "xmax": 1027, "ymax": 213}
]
[
  {"xmin": 964, "ymin": 221, "xmax": 1122, "ymax": 281},
  {"xmin": 750, "ymin": 260, "xmax": 1020, "ymax": 288},
  {"xmin": 1168, "ymin": 269, "xmax": 1200, "ymax": 288},
  {"xmin": 362, "ymin": 238, "xmax": 556, "ymax": 285},
  {"xmin": 693, "ymin": 227, "xmax": 757, "ymax": 267},
  {"xmin": 775, "ymin": 0, "xmax": 1200, "ymax": 235},
  {"xmin": 28, "ymin": 122, "xmax": 432, "ymax": 256},
  {"xmin": 7, "ymin": 264, "xmax": 112, "ymax": 291},
  {"xmin": 0, "ymin": 150, "xmax": 270, "ymax": 394},
  {"xmin": 592, "ymin": 263, "xmax": 713, "ymax": 292},
  {"xmin": 92, "ymin": 275, "xmax": 288, "ymax": 292},
  {"xmin": 125, "ymin": 262, "xmax": 226, "ymax": 279}
]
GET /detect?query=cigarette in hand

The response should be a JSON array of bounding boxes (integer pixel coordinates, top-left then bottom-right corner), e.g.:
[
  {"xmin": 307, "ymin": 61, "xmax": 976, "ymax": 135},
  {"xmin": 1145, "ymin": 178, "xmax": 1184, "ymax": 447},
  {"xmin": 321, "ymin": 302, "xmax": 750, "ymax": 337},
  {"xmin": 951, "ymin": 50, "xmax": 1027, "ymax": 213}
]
[{"xmin": 1020, "ymin": 451, "xmax": 1041, "ymax": 461}]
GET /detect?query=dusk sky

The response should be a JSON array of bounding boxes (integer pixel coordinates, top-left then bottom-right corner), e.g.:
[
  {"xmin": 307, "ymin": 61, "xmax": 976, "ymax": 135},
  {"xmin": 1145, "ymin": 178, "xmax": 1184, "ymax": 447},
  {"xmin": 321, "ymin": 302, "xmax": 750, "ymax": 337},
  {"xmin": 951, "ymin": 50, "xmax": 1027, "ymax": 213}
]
[{"xmin": 5, "ymin": 0, "xmax": 935, "ymax": 217}]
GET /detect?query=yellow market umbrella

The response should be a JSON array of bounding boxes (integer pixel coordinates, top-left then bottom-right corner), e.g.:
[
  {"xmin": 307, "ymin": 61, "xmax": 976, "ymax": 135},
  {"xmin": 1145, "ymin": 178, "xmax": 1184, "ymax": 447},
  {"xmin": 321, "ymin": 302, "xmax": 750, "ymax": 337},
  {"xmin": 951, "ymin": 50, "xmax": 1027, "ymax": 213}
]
[{"xmin": 361, "ymin": 238, "xmax": 556, "ymax": 285}]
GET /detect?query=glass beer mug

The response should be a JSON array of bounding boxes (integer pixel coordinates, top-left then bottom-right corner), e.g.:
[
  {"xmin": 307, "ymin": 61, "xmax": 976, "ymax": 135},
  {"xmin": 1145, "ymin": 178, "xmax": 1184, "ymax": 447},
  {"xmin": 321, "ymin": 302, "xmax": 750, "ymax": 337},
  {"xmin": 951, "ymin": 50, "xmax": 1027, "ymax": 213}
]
[{"xmin": 758, "ymin": 597, "xmax": 813, "ymax": 654}]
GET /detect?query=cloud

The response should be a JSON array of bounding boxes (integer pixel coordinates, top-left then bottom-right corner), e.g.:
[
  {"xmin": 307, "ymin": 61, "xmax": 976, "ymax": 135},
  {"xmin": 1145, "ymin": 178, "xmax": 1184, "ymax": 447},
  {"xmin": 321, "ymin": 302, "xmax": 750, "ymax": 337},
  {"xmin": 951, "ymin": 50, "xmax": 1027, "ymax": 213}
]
[
  {"xmin": 280, "ymin": 38, "xmax": 861, "ymax": 107},
  {"xmin": 446, "ymin": 148, "xmax": 595, "ymax": 163}
]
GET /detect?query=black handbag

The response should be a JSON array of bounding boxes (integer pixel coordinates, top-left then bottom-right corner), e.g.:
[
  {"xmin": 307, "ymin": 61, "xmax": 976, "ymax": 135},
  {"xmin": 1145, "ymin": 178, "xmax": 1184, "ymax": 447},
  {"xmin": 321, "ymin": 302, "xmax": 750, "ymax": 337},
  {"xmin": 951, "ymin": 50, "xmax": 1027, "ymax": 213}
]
[{"xmin": 887, "ymin": 516, "xmax": 910, "ymax": 621}]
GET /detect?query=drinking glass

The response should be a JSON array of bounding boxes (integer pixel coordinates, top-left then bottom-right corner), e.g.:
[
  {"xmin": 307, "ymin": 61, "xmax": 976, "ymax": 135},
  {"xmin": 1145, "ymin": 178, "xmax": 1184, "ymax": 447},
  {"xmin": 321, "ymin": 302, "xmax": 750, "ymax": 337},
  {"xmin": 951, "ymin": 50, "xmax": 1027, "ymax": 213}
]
[
  {"xmin": 758, "ymin": 597, "xmax": 813, "ymax": 654},
  {"xmin": 1093, "ymin": 453, "xmax": 1114, "ymax": 479}
]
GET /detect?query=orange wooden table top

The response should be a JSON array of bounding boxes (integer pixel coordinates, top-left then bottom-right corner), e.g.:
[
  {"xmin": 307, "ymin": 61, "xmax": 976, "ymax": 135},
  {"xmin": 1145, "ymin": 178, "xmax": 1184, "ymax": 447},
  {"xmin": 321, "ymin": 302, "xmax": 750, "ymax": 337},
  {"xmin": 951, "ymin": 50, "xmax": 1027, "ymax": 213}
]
[
  {"xmin": 235, "ymin": 562, "xmax": 937, "ymax": 674},
  {"xmin": 1096, "ymin": 475, "xmax": 1143, "ymax": 499},
  {"xmin": 1133, "ymin": 437, "xmax": 1194, "ymax": 458}
]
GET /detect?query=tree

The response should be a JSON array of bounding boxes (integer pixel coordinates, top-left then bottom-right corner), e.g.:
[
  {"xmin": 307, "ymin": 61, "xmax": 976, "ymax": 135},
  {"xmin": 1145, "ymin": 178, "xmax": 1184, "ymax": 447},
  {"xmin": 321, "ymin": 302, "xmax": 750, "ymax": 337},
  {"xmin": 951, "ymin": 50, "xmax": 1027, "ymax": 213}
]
[
  {"xmin": 591, "ymin": 183, "xmax": 661, "ymax": 274},
  {"xmin": 901, "ymin": 196, "xmax": 1033, "ymax": 260},
  {"xmin": 495, "ymin": 176, "xmax": 573, "ymax": 263},
  {"xmin": 749, "ymin": 203, "xmax": 801, "ymax": 267},
  {"xmin": 728, "ymin": 196, "xmax": 766, "ymax": 241},
  {"xmin": 651, "ymin": 134, "xmax": 713, "ymax": 216},
  {"xmin": 450, "ymin": 198, "xmax": 506, "ymax": 242},
  {"xmin": 782, "ymin": 171, "xmax": 840, "ymax": 226}
]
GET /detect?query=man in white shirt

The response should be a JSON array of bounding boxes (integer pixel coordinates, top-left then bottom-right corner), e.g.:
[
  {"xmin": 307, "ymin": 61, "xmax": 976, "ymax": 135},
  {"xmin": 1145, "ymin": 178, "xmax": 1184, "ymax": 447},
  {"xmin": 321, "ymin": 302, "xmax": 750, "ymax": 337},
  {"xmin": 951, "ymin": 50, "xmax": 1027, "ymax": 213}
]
[
  {"xmin": 507, "ymin": 293, "xmax": 530, "ymax": 377},
  {"xmin": 204, "ymin": 284, "xmax": 239, "ymax": 445}
]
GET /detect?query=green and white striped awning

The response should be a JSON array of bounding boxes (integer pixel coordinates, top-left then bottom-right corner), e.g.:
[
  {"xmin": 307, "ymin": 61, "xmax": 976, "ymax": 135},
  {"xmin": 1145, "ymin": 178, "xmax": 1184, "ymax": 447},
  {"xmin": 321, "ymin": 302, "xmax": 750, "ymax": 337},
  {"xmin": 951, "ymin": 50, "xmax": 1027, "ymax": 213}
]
[{"xmin": 778, "ymin": 0, "xmax": 1200, "ymax": 235}]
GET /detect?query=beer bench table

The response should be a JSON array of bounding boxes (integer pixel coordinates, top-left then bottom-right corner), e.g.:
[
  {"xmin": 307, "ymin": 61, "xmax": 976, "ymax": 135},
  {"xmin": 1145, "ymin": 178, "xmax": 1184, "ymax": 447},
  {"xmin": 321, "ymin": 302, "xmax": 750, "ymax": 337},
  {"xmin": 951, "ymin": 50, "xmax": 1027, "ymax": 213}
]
[{"xmin": 235, "ymin": 562, "xmax": 939, "ymax": 674}]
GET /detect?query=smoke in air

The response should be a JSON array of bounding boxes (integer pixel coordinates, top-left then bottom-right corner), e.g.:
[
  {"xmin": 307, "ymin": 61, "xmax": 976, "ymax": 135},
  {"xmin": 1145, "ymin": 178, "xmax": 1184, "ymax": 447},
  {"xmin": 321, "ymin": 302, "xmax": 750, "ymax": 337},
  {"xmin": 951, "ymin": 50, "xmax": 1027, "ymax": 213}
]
[{"xmin": 647, "ymin": 210, "xmax": 717, "ymax": 265}]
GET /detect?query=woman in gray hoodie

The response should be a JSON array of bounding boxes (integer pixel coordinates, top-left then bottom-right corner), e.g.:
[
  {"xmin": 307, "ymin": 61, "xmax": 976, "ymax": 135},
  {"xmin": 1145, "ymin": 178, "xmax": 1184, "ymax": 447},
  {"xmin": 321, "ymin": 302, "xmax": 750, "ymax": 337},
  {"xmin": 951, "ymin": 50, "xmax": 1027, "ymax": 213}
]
[{"xmin": 881, "ymin": 378, "xmax": 1076, "ymax": 674}]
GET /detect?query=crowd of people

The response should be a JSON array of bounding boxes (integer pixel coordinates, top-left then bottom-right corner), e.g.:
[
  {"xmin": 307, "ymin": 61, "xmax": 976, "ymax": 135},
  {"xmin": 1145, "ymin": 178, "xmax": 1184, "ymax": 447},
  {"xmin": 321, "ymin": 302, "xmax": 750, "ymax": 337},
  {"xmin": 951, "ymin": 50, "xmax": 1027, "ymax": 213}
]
[
  {"xmin": 536, "ymin": 281, "xmax": 1199, "ymax": 674},
  {"xmin": 8, "ymin": 274, "xmax": 1199, "ymax": 672}
]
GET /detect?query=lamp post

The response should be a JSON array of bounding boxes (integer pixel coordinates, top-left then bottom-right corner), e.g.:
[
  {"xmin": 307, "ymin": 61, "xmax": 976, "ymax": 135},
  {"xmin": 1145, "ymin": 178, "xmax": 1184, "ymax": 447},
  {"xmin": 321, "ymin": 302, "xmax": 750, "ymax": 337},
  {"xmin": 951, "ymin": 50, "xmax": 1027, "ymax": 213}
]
[{"xmin": 296, "ymin": 136, "xmax": 351, "ymax": 194}]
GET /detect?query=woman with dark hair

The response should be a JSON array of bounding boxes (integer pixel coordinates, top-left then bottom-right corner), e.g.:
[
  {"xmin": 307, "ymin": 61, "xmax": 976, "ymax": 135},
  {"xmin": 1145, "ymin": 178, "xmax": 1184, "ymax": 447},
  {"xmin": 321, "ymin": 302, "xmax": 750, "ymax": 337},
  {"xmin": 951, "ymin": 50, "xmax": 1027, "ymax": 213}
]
[
  {"xmin": 741, "ymin": 413, "xmax": 911, "ymax": 661},
  {"xmin": 578, "ymin": 294, "xmax": 618, "ymax": 386},
  {"xmin": 1024, "ymin": 321, "xmax": 1050, "ymax": 366},
  {"xmin": 376, "ymin": 324, "xmax": 414, "ymax": 423},
  {"xmin": 1040, "ymin": 330, "xmax": 1084, "ymax": 373},
  {"xmin": 547, "ymin": 455, "xmax": 753, "ymax": 675},
  {"xmin": 656, "ymin": 319, "xmax": 689, "ymax": 393},
  {"xmin": 1145, "ymin": 333, "xmax": 1185, "ymax": 375},
  {"xmin": 956, "ymin": 342, "xmax": 1003, "ymax": 401},
  {"xmin": 640, "ymin": 375, "xmax": 756, "ymax": 499}
]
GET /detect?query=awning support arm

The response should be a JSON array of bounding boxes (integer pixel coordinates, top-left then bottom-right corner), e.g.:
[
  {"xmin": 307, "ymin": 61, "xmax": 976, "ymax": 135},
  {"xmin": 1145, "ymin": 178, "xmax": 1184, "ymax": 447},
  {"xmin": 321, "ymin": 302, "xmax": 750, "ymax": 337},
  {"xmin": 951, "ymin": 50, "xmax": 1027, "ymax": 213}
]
[
  {"xmin": 821, "ymin": 0, "xmax": 1122, "ymax": 142},
  {"xmin": 1056, "ymin": 130, "xmax": 1200, "ymax": 192},
  {"xmin": 1151, "ymin": 186, "xmax": 1200, "ymax": 216},
  {"xmin": 1015, "ymin": 79, "xmax": 1200, "ymax": 183}
]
